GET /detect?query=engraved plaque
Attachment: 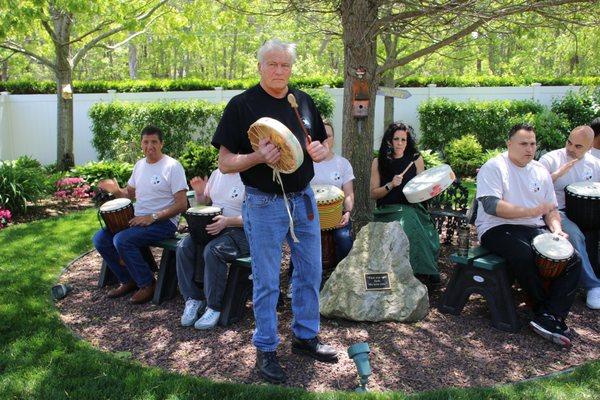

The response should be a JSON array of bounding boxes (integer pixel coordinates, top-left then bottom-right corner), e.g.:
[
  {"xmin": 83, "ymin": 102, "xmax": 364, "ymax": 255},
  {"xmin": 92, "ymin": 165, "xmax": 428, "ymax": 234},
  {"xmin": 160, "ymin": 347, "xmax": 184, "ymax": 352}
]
[{"xmin": 364, "ymin": 273, "xmax": 391, "ymax": 291}]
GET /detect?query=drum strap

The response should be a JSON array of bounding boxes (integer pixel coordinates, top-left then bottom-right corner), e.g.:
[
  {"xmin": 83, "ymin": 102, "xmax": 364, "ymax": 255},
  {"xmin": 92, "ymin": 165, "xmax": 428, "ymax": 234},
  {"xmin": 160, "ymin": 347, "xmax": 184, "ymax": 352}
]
[{"xmin": 273, "ymin": 170, "xmax": 300, "ymax": 243}]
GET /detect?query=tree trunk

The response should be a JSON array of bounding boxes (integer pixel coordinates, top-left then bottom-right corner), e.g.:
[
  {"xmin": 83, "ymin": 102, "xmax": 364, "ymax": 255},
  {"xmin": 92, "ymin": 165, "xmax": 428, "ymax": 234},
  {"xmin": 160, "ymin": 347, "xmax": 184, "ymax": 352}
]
[
  {"xmin": 53, "ymin": 8, "xmax": 74, "ymax": 170},
  {"xmin": 128, "ymin": 40, "xmax": 138, "ymax": 79},
  {"xmin": 1, "ymin": 60, "xmax": 7, "ymax": 81},
  {"xmin": 340, "ymin": 0, "xmax": 379, "ymax": 230},
  {"xmin": 382, "ymin": 72, "xmax": 395, "ymax": 128}
]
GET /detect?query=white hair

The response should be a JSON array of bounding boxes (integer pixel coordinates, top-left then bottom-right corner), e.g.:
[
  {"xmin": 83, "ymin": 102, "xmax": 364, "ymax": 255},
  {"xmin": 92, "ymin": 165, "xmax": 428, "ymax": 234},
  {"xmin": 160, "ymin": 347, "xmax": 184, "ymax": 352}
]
[{"xmin": 257, "ymin": 39, "xmax": 297, "ymax": 65}]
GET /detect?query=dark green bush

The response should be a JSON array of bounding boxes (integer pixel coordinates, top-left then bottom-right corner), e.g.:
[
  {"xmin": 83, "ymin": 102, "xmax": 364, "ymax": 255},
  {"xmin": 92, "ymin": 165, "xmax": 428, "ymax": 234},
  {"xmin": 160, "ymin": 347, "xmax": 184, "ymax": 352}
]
[
  {"xmin": 444, "ymin": 135, "xmax": 484, "ymax": 177},
  {"xmin": 551, "ymin": 87, "xmax": 600, "ymax": 128},
  {"xmin": 179, "ymin": 143, "xmax": 218, "ymax": 180},
  {"xmin": 420, "ymin": 149, "xmax": 443, "ymax": 169},
  {"xmin": 304, "ymin": 88, "xmax": 335, "ymax": 119},
  {"xmin": 0, "ymin": 157, "xmax": 48, "ymax": 215},
  {"xmin": 419, "ymin": 98, "xmax": 544, "ymax": 151},
  {"xmin": 69, "ymin": 161, "xmax": 133, "ymax": 188}
]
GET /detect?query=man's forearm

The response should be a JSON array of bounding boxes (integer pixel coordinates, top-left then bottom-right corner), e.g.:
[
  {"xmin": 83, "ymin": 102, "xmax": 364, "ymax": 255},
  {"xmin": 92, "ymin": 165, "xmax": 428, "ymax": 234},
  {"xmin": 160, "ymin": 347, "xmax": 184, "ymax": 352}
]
[
  {"xmin": 544, "ymin": 209, "xmax": 562, "ymax": 233},
  {"xmin": 495, "ymin": 199, "xmax": 536, "ymax": 219},
  {"xmin": 219, "ymin": 150, "xmax": 262, "ymax": 174}
]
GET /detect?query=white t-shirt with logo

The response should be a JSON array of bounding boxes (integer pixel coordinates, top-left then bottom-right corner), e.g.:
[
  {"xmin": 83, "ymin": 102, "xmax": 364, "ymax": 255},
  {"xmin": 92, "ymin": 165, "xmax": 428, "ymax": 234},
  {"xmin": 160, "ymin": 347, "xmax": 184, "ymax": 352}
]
[
  {"xmin": 128, "ymin": 155, "xmax": 188, "ymax": 226},
  {"xmin": 589, "ymin": 147, "xmax": 600, "ymax": 160},
  {"xmin": 312, "ymin": 154, "xmax": 355, "ymax": 189},
  {"xmin": 205, "ymin": 170, "xmax": 244, "ymax": 217},
  {"xmin": 539, "ymin": 148, "xmax": 600, "ymax": 209},
  {"xmin": 475, "ymin": 152, "xmax": 557, "ymax": 241}
]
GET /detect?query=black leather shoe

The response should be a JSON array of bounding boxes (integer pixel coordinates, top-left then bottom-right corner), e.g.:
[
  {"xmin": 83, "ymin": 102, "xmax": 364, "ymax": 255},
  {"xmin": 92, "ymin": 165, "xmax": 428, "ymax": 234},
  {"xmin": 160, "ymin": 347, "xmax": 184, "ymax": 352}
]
[
  {"xmin": 291, "ymin": 336, "xmax": 338, "ymax": 363},
  {"xmin": 256, "ymin": 350, "xmax": 286, "ymax": 383}
]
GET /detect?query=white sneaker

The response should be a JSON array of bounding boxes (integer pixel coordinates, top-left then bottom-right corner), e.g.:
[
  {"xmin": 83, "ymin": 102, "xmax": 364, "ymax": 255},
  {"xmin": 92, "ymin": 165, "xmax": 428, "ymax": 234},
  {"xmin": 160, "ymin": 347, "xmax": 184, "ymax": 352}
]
[
  {"xmin": 586, "ymin": 287, "xmax": 600, "ymax": 310},
  {"xmin": 287, "ymin": 282, "xmax": 292, "ymax": 299},
  {"xmin": 181, "ymin": 298, "xmax": 204, "ymax": 326},
  {"xmin": 194, "ymin": 307, "xmax": 221, "ymax": 330}
]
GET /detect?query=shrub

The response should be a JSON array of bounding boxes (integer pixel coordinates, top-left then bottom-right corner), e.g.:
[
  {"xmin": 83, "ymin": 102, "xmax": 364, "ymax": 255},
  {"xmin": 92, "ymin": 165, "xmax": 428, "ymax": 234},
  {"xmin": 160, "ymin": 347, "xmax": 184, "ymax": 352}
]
[
  {"xmin": 420, "ymin": 149, "xmax": 444, "ymax": 169},
  {"xmin": 70, "ymin": 161, "xmax": 133, "ymax": 188},
  {"xmin": 444, "ymin": 135, "xmax": 484, "ymax": 177},
  {"xmin": 304, "ymin": 88, "xmax": 335, "ymax": 119},
  {"xmin": 54, "ymin": 177, "xmax": 92, "ymax": 201},
  {"xmin": 0, "ymin": 157, "xmax": 48, "ymax": 215},
  {"xmin": 481, "ymin": 148, "xmax": 505, "ymax": 165},
  {"xmin": 419, "ymin": 98, "xmax": 544, "ymax": 151},
  {"xmin": 551, "ymin": 87, "xmax": 600, "ymax": 128},
  {"xmin": 179, "ymin": 143, "xmax": 218, "ymax": 180},
  {"xmin": 0, "ymin": 207, "xmax": 11, "ymax": 229}
]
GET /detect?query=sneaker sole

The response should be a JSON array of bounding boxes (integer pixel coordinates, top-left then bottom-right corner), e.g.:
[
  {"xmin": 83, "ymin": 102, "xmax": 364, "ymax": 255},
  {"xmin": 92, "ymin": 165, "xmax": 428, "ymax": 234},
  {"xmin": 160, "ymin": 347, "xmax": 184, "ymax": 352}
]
[
  {"xmin": 586, "ymin": 301, "xmax": 600, "ymax": 310},
  {"xmin": 529, "ymin": 321, "xmax": 571, "ymax": 348},
  {"xmin": 194, "ymin": 322, "xmax": 219, "ymax": 330},
  {"xmin": 181, "ymin": 318, "xmax": 198, "ymax": 327},
  {"xmin": 292, "ymin": 347, "xmax": 339, "ymax": 363}
]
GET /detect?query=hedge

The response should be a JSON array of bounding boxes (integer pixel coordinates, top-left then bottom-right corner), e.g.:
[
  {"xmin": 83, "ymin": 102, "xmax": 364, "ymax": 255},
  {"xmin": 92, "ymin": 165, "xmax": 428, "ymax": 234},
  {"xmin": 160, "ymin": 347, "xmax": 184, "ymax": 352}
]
[
  {"xmin": 3, "ymin": 75, "xmax": 600, "ymax": 94},
  {"xmin": 89, "ymin": 89, "xmax": 334, "ymax": 161},
  {"xmin": 419, "ymin": 98, "xmax": 544, "ymax": 151}
]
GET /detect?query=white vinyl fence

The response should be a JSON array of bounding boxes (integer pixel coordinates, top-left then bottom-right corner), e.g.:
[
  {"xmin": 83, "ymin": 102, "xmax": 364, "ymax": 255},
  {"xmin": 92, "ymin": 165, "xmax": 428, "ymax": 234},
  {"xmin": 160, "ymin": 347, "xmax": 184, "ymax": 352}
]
[{"xmin": 0, "ymin": 84, "xmax": 581, "ymax": 165}]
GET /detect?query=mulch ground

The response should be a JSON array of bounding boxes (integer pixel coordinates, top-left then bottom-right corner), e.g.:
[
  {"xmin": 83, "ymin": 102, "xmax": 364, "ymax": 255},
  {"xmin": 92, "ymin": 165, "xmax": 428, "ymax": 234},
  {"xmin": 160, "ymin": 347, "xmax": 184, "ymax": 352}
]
[{"xmin": 55, "ymin": 231, "xmax": 600, "ymax": 394}]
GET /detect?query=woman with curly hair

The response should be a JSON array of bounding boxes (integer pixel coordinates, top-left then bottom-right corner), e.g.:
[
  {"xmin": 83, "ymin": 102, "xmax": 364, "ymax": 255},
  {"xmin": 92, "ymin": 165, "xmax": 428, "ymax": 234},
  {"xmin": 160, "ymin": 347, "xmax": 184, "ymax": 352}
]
[{"xmin": 370, "ymin": 122, "xmax": 440, "ymax": 283}]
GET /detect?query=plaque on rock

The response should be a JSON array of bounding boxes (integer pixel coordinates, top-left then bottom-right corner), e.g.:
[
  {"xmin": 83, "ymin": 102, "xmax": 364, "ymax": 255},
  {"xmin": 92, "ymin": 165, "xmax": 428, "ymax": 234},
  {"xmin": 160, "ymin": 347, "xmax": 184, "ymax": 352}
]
[{"xmin": 364, "ymin": 273, "xmax": 391, "ymax": 291}]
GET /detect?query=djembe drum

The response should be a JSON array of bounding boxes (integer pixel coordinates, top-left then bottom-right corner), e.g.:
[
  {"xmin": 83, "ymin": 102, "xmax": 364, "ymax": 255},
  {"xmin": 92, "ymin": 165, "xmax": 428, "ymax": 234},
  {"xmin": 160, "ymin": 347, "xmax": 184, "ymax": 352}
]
[
  {"xmin": 98, "ymin": 198, "xmax": 135, "ymax": 234},
  {"xmin": 184, "ymin": 206, "xmax": 223, "ymax": 245},
  {"xmin": 565, "ymin": 181, "xmax": 600, "ymax": 231},
  {"xmin": 312, "ymin": 184, "xmax": 345, "ymax": 270},
  {"xmin": 402, "ymin": 164, "xmax": 456, "ymax": 203},
  {"xmin": 532, "ymin": 233, "xmax": 574, "ymax": 280}
]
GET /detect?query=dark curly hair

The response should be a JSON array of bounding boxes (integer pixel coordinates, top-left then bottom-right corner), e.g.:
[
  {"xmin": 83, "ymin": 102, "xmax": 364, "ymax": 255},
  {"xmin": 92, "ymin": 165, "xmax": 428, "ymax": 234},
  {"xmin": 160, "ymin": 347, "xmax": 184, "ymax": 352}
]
[{"xmin": 377, "ymin": 122, "xmax": 419, "ymax": 177}]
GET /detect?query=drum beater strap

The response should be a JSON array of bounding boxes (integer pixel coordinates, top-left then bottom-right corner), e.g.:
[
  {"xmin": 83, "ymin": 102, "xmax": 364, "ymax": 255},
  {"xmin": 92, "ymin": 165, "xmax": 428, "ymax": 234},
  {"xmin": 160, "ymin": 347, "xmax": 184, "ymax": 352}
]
[{"xmin": 273, "ymin": 170, "xmax": 300, "ymax": 243}]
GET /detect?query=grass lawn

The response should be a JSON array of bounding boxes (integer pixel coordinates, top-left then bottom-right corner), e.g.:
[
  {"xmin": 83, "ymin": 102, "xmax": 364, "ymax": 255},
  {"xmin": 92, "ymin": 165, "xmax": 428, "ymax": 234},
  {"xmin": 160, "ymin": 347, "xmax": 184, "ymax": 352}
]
[{"xmin": 0, "ymin": 209, "xmax": 599, "ymax": 399}]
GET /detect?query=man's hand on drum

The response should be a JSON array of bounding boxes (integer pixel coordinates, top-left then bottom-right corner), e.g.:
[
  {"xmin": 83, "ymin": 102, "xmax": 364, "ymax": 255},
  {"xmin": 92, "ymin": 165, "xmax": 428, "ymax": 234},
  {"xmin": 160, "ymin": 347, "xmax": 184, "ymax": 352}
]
[
  {"xmin": 551, "ymin": 229, "xmax": 569, "ymax": 239},
  {"xmin": 206, "ymin": 215, "xmax": 227, "ymax": 235},
  {"xmin": 306, "ymin": 135, "xmax": 329, "ymax": 162},
  {"xmin": 98, "ymin": 178, "xmax": 120, "ymax": 194},
  {"xmin": 257, "ymin": 138, "xmax": 281, "ymax": 165},
  {"xmin": 336, "ymin": 211, "xmax": 351, "ymax": 228},
  {"xmin": 129, "ymin": 215, "xmax": 154, "ymax": 227},
  {"xmin": 529, "ymin": 202, "xmax": 556, "ymax": 218},
  {"xmin": 190, "ymin": 176, "xmax": 209, "ymax": 196}
]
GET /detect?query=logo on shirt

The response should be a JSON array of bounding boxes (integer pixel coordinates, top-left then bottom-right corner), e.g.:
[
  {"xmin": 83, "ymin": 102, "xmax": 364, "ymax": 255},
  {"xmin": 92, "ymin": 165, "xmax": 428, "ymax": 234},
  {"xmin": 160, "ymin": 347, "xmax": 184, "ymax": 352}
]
[
  {"xmin": 583, "ymin": 166, "xmax": 593, "ymax": 181},
  {"xmin": 329, "ymin": 171, "xmax": 341, "ymax": 182},
  {"xmin": 150, "ymin": 175, "xmax": 161, "ymax": 185},
  {"xmin": 230, "ymin": 186, "xmax": 241, "ymax": 199},
  {"xmin": 529, "ymin": 179, "xmax": 541, "ymax": 193}
]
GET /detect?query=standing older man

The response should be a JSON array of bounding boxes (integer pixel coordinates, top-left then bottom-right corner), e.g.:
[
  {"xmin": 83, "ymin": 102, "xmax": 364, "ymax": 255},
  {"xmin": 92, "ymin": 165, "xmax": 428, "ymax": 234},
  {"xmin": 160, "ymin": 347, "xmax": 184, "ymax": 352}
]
[
  {"xmin": 212, "ymin": 39, "xmax": 338, "ymax": 383},
  {"xmin": 93, "ymin": 126, "xmax": 188, "ymax": 304},
  {"xmin": 539, "ymin": 126, "xmax": 600, "ymax": 309},
  {"xmin": 476, "ymin": 124, "xmax": 581, "ymax": 347}
]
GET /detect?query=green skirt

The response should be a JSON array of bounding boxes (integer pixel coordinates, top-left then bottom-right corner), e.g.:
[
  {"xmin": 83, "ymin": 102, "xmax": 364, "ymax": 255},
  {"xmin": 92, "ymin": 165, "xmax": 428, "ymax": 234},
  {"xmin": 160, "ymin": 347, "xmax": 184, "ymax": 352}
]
[{"xmin": 373, "ymin": 203, "xmax": 440, "ymax": 276}]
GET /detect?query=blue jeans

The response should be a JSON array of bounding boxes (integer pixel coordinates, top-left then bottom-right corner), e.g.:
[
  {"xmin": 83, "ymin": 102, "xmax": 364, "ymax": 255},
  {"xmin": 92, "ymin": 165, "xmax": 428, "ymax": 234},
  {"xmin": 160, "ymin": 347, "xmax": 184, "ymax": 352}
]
[
  {"xmin": 333, "ymin": 221, "xmax": 353, "ymax": 262},
  {"xmin": 243, "ymin": 186, "xmax": 322, "ymax": 352},
  {"xmin": 176, "ymin": 228, "xmax": 249, "ymax": 310},
  {"xmin": 560, "ymin": 211, "xmax": 600, "ymax": 289},
  {"xmin": 93, "ymin": 220, "xmax": 176, "ymax": 287}
]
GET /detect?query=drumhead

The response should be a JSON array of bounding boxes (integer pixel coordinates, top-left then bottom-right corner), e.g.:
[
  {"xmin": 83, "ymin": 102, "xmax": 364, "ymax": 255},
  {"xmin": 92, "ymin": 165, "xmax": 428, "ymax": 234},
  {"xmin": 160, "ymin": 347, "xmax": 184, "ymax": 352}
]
[
  {"xmin": 312, "ymin": 184, "xmax": 344, "ymax": 204},
  {"xmin": 402, "ymin": 164, "xmax": 455, "ymax": 203},
  {"xmin": 186, "ymin": 206, "xmax": 222, "ymax": 216},
  {"xmin": 532, "ymin": 233, "xmax": 574, "ymax": 261},
  {"xmin": 565, "ymin": 181, "xmax": 600, "ymax": 198},
  {"xmin": 99, "ymin": 198, "xmax": 131, "ymax": 212},
  {"xmin": 248, "ymin": 117, "xmax": 304, "ymax": 174}
]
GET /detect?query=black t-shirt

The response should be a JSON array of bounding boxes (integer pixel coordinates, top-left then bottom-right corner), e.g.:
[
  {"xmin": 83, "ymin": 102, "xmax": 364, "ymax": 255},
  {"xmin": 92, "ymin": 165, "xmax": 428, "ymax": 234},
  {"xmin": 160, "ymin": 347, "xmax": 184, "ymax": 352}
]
[
  {"xmin": 376, "ymin": 154, "xmax": 418, "ymax": 207},
  {"xmin": 211, "ymin": 84, "xmax": 327, "ymax": 194}
]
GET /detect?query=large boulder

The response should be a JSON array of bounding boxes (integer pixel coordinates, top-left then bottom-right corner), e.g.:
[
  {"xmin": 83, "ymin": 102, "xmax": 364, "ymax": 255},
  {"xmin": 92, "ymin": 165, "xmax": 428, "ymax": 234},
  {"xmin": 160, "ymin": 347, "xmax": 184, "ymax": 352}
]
[{"xmin": 320, "ymin": 221, "xmax": 429, "ymax": 322}]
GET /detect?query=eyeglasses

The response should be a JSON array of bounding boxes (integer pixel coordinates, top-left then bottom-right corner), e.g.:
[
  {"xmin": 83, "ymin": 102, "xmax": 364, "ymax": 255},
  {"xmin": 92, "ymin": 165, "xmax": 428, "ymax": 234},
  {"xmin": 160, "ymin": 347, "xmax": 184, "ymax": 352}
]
[{"xmin": 392, "ymin": 137, "xmax": 407, "ymax": 142}]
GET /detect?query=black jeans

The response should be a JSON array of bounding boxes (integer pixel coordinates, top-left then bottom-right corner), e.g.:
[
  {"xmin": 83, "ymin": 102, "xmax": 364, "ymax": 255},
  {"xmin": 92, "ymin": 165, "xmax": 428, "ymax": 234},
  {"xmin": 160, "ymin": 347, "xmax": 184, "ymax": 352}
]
[{"xmin": 481, "ymin": 224, "xmax": 581, "ymax": 319}]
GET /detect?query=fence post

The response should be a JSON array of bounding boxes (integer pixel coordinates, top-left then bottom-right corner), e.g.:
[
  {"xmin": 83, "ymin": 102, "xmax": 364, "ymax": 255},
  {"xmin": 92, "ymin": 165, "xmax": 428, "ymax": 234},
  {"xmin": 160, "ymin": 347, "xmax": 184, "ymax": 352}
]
[
  {"xmin": 427, "ymin": 83, "xmax": 437, "ymax": 99},
  {"xmin": 0, "ymin": 91, "xmax": 13, "ymax": 160},
  {"xmin": 214, "ymin": 86, "xmax": 223, "ymax": 103},
  {"xmin": 107, "ymin": 89, "xmax": 117, "ymax": 102},
  {"xmin": 530, "ymin": 82, "xmax": 541, "ymax": 101}
]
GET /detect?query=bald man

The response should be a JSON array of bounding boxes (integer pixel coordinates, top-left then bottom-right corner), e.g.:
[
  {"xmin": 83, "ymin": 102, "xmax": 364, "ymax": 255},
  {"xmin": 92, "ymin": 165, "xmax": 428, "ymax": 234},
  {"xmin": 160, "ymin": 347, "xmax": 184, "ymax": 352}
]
[{"xmin": 540, "ymin": 125, "xmax": 600, "ymax": 310}]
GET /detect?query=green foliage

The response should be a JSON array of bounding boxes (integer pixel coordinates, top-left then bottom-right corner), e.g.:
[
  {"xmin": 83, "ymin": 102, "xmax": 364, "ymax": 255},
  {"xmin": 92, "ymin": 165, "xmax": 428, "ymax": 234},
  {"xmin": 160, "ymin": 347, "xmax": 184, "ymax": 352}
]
[
  {"xmin": 444, "ymin": 135, "xmax": 484, "ymax": 177},
  {"xmin": 0, "ymin": 156, "xmax": 48, "ymax": 215},
  {"xmin": 509, "ymin": 110, "xmax": 570, "ymax": 155},
  {"xmin": 481, "ymin": 148, "xmax": 505, "ymax": 165},
  {"xmin": 179, "ymin": 142, "xmax": 218, "ymax": 180},
  {"xmin": 420, "ymin": 149, "xmax": 444, "ymax": 169},
  {"xmin": 419, "ymin": 98, "xmax": 545, "ymax": 151},
  {"xmin": 89, "ymin": 100, "xmax": 225, "ymax": 161},
  {"xmin": 551, "ymin": 87, "xmax": 600, "ymax": 128},
  {"xmin": 69, "ymin": 161, "xmax": 133, "ymax": 188},
  {"xmin": 303, "ymin": 88, "xmax": 335, "ymax": 119}
]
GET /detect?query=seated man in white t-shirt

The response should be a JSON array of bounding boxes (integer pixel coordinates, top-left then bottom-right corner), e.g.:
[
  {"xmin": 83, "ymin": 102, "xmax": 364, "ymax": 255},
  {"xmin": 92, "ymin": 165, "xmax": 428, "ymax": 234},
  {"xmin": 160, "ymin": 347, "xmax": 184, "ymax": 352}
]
[
  {"xmin": 539, "ymin": 125, "xmax": 600, "ymax": 310},
  {"xmin": 590, "ymin": 118, "xmax": 600, "ymax": 159},
  {"xmin": 475, "ymin": 123, "xmax": 581, "ymax": 347},
  {"xmin": 93, "ymin": 126, "xmax": 188, "ymax": 304},
  {"xmin": 176, "ymin": 170, "xmax": 249, "ymax": 329}
]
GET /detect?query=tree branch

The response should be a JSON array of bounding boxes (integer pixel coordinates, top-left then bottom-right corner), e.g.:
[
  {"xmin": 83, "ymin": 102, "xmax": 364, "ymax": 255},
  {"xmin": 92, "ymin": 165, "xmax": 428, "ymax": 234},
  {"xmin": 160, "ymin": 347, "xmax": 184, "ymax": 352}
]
[{"xmin": 0, "ymin": 41, "xmax": 57, "ymax": 72}]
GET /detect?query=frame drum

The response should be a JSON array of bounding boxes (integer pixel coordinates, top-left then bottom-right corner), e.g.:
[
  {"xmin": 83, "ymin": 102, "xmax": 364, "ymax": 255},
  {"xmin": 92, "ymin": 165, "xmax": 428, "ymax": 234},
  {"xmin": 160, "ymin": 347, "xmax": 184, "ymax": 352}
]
[{"xmin": 402, "ymin": 164, "xmax": 456, "ymax": 204}]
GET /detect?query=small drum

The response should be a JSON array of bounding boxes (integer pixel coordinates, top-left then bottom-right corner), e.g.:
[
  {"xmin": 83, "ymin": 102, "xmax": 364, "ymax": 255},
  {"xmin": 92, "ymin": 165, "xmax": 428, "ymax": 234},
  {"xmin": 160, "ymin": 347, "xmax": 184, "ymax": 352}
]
[
  {"xmin": 565, "ymin": 181, "xmax": 600, "ymax": 230},
  {"xmin": 98, "ymin": 198, "xmax": 134, "ymax": 234},
  {"xmin": 321, "ymin": 229, "xmax": 337, "ymax": 273},
  {"xmin": 184, "ymin": 206, "xmax": 223, "ymax": 244},
  {"xmin": 532, "ymin": 233, "xmax": 574, "ymax": 279},
  {"xmin": 312, "ymin": 184, "xmax": 345, "ymax": 230},
  {"xmin": 248, "ymin": 117, "xmax": 304, "ymax": 174},
  {"xmin": 402, "ymin": 164, "xmax": 456, "ymax": 204}
]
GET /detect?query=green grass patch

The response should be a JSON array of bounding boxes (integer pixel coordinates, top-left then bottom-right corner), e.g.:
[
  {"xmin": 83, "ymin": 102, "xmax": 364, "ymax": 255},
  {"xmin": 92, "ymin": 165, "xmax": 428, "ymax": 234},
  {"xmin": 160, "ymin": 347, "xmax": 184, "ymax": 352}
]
[{"xmin": 0, "ymin": 209, "xmax": 599, "ymax": 399}]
